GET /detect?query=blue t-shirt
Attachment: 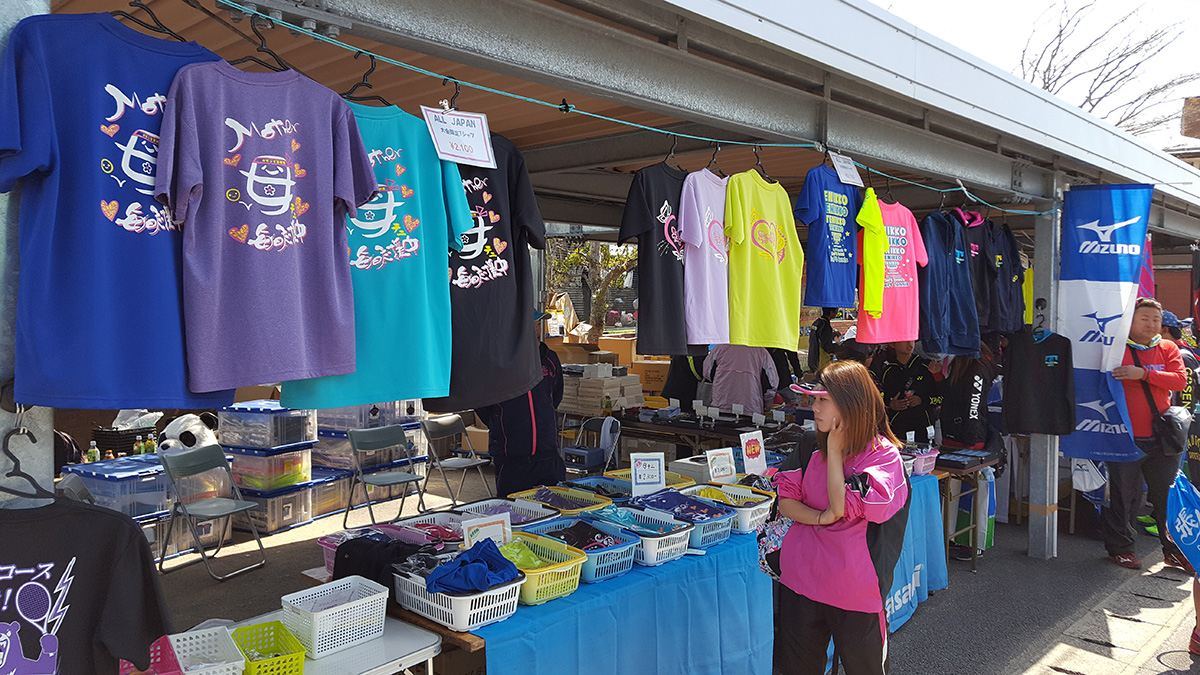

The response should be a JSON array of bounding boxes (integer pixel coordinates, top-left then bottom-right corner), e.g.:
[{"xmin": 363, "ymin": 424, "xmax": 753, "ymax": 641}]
[
  {"xmin": 794, "ymin": 165, "xmax": 862, "ymax": 308},
  {"xmin": 281, "ymin": 103, "xmax": 472, "ymax": 407},
  {"xmin": 0, "ymin": 14, "xmax": 232, "ymax": 408}
]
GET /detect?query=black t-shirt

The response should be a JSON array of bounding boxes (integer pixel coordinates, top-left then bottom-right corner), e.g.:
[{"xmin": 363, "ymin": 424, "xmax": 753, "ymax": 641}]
[
  {"xmin": 0, "ymin": 499, "xmax": 170, "ymax": 674},
  {"xmin": 940, "ymin": 359, "xmax": 995, "ymax": 446},
  {"xmin": 474, "ymin": 342, "xmax": 563, "ymax": 459},
  {"xmin": 661, "ymin": 354, "xmax": 707, "ymax": 412},
  {"xmin": 618, "ymin": 162, "xmax": 690, "ymax": 355},
  {"xmin": 1002, "ymin": 330, "xmax": 1076, "ymax": 435},
  {"xmin": 425, "ymin": 135, "xmax": 546, "ymax": 413},
  {"xmin": 959, "ymin": 216, "xmax": 997, "ymax": 329},
  {"xmin": 988, "ymin": 223, "xmax": 1025, "ymax": 334}
]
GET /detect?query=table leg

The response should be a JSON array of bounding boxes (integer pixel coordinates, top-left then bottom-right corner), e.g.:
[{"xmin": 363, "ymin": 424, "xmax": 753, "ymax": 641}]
[{"xmin": 972, "ymin": 470, "xmax": 982, "ymax": 574}]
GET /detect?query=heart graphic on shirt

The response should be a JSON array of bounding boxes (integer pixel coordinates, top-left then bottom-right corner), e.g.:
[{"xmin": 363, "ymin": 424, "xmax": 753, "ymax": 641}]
[
  {"xmin": 291, "ymin": 197, "xmax": 310, "ymax": 217},
  {"xmin": 395, "ymin": 165, "xmax": 406, "ymax": 177},
  {"xmin": 290, "ymin": 139, "xmax": 301, "ymax": 153},
  {"xmin": 494, "ymin": 238, "xmax": 508, "ymax": 255},
  {"xmin": 401, "ymin": 185, "xmax": 414, "ymax": 198},
  {"xmin": 100, "ymin": 124, "xmax": 119, "ymax": 137},
  {"xmin": 489, "ymin": 211, "xmax": 501, "ymax": 224},
  {"xmin": 482, "ymin": 191, "xmax": 493, "ymax": 204},
  {"xmin": 100, "ymin": 200, "xmax": 119, "ymax": 220},
  {"xmin": 228, "ymin": 224, "xmax": 249, "ymax": 243},
  {"xmin": 751, "ymin": 219, "xmax": 786, "ymax": 264},
  {"xmin": 404, "ymin": 214, "xmax": 420, "ymax": 232},
  {"xmin": 661, "ymin": 214, "xmax": 684, "ymax": 255},
  {"xmin": 707, "ymin": 219, "xmax": 729, "ymax": 263},
  {"xmin": 223, "ymin": 154, "xmax": 241, "ymax": 167},
  {"xmin": 293, "ymin": 163, "xmax": 307, "ymax": 178}
]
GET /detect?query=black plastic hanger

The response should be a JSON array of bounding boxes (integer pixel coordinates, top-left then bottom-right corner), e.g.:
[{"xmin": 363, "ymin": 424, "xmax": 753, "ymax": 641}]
[
  {"xmin": 112, "ymin": 0, "xmax": 187, "ymax": 42},
  {"xmin": 705, "ymin": 143, "xmax": 726, "ymax": 178},
  {"xmin": 228, "ymin": 17, "xmax": 290, "ymax": 72},
  {"xmin": 440, "ymin": 78, "xmax": 461, "ymax": 111},
  {"xmin": 882, "ymin": 174, "xmax": 896, "ymax": 204},
  {"xmin": 754, "ymin": 145, "xmax": 775, "ymax": 183},
  {"xmin": 341, "ymin": 52, "xmax": 392, "ymax": 106},
  {"xmin": 664, "ymin": 135, "xmax": 684, "ymax": 171},
  {"xmin": 0, "ymin": 426, "xmax": 53, "ymax": 500}
]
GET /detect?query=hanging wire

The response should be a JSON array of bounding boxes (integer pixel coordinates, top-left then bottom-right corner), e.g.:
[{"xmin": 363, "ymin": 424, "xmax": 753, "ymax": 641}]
[{"xmin": 216, "ymin": 0, "xmax": 1060, "ymax": 216}]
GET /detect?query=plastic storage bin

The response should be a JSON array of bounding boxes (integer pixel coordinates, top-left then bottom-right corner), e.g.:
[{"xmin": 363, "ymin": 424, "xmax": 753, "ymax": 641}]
[
  {"xmin": 396, "ymin": 399, "xmax": 425, "ymax": 424},
  {"xmin": 310, "ymin": 466, "xmax": 352, "ymax": 518},
  {"xmin": 167, "ymin": 627, "xmax": 245, "ymax": 675},
  {"xmin": 62, "ymin": 456, "xmax": 170, "ymax": 518},
  {"xmin": 522, "ymin": 517, "xmax": 638, "ymax": 583},
  {"xmin": 311, "ymin": 429, "xmax": 391, "ymax": 470},
  {"xmin": 163, "ymin": 515, "xmax": 233, "ymax": 559},
  {"xmin": 281, "ymin": 575, "xmax": 388, "ymax": 659},
  {"xmin": 393, "ymin": 568, "xmax": 524, "ymax": 632},
  {"xmin": 507, "ymin": 486, "xmax": 612, "ymax": 516},
  {"xmin": 227, "ymin": 444, "xmax": 313, "ymax": 491},
  {"xmin": 902, "ymin": 447, "xmax": 939, "ymax": 475},
  {"xmin": 234, "ymin": 483, "xmax": 313, "ymax": 534},
  {"xmin": 230, "ymin": 621, "xmax": 305, "ymax": 675},
  {"xmin": 219, "ymin": 400, "xmax": 317, "ymax": 448},
  {"xmin": 680, "ymin": 483, "xmax": 776, "ymax": 534},
  {"xmin": 316, "ymin": 401, "xmax": 400, "ymax": 431},
  {"xmin": 508, "ymin": 532, "xmax": 587, "ymax": 605},
  {"xmin": 604, "ymin": 468, "xmax": 696, "ymax": 489},
  {"xmin": 561, "ymin": 476, "xmax": 633, "ymax": 504},
  {"xmin": 452, "ymin": 498, "xmax": 562, "ymax": 529},
  {"xmin": 610, "ymin": 505, "xmax": 694, "ymax": 566}
]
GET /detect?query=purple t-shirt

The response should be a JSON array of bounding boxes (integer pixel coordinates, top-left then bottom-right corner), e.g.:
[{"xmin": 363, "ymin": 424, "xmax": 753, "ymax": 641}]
[
  {"xmin": 156, "ymin": 62, "xmax": 376, "ymax": 392},
  {"xmin": 679, "ymin": 169, "xmax": 730, "ymax": 345}
]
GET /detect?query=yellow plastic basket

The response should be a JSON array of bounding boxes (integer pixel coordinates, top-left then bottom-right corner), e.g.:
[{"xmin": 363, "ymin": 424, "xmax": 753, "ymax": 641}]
[
  {"xmin": 604, "ymin": 469, "xmax": 696, "ymax": 489},
  {"xmin": 510, "ymin": 532, "xmax": 587, "ymax": 605},
  {"xmin": 230, "ymin": 621, "xmax": 306, "ymax": 675},
  {"xmin": 508, "ymin": 486, "xmax": 612, "ymax": 516}
]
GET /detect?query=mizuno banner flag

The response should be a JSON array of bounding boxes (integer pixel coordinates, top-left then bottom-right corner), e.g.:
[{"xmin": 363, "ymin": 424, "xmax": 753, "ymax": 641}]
[{"xmin": 1058, "ymin": 184, "xmax": 1153, "ymax": 462}]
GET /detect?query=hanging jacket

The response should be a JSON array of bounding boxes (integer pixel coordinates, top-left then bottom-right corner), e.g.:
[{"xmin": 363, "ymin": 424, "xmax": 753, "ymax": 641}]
[
  {"xmin": 474, "ymin": 342, "xmax": 563, "ymax": 459},
  {"xmin": 870, "ymin": 354, "xmax": 942, "ymax": 437}
]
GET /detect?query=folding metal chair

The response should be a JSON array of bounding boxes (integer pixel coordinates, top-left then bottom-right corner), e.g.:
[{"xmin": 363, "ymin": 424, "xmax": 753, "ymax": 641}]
[
  {"xmin": 157, "ymin": 444, "xmax": 266, "ymax": 581},
  {"xmin": 343, "ymin": 424, "xmax": 428, "ymax": 528},
  {"xmin": 420, "ymin": 414, "xmax": 493, "ymax": 506}
]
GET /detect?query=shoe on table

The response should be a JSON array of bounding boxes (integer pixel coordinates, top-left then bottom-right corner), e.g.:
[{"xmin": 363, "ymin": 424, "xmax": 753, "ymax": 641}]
[
  {"xmin": 1109, "ymin": 552, "xmax": 1142, "ymax": 569},
  {"xmin": 1164, "ymin": 551, "xmax": 1196, "ymax": 575}
]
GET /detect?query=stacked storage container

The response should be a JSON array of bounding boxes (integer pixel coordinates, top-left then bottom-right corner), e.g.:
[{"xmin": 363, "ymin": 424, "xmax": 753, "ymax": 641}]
[
  {"xmin": 218, "ymin": 400, "xmax": 317, "ymax": 534},
  {"xmin": 311, "ymin": 402, "xmax": 430, "ymax": 513}
]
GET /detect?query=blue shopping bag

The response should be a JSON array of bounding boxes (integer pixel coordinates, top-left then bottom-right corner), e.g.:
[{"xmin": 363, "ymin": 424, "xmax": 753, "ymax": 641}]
[{"xmin": 1166, "ymin": 472, "xmax": 1200, "ymax": 572}]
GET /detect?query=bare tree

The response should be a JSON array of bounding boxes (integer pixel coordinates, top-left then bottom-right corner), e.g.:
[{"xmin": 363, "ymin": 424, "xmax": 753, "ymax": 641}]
[{"xmin": 1018, "ymin": 0, "xmax": 1200, "ymax": 136}]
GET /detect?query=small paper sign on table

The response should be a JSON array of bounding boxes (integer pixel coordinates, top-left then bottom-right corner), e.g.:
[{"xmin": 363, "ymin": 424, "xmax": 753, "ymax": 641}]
[
  {"xmin": 706, "ymin": 448, "xmax": 737, "ymax": 484},
  {"xmin": 693, "ymin": 400, "xmax": 705, "ymax": 415},
  {"xmin": 732, "ymin": 404, "xmax": 744, "ymax": 416},
  {"xmin": 740, "ymin": 430, "xmax": 768, "ymax": 475},
  {"xmin": 630, "ymin": 452, "xmax": 666, "ymax": 497},
  {"xmin": 420, "ymin": 106, "xmax": 497, "ymax": 168},
  {"xmin": 668, "ymin": 398, "xmax": 680, "ymax": 409},
  {"xmin": 751, "ymin": 413, "xmax": 766, "ymax": 426},
  {"xmin": 461, "ymin": 512, "xmax": 511, "ymax": 548},
  {"xmin": 772, "ymin": 410, "xmax": 785, "ymax": 423}
]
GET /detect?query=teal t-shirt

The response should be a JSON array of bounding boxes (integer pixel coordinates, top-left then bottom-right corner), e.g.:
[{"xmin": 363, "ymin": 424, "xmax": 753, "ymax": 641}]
[{"xmin": 282, "ymin": 103, "xmax": 472, "ymax": 407}]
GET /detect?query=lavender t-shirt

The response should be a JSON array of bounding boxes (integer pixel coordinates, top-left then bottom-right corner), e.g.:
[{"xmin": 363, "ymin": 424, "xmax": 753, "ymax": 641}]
[
  {"xmin": 156, "ymin": 61, "xmax": 376, "ymax": 392},
  {"xmin": 679, "ymin": 169, "xmax": 729, "ymax": 345}
]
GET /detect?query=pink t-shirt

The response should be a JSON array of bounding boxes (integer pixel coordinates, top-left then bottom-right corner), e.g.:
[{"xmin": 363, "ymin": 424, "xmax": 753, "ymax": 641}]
[
  {"xmin": 856, "ymin": 200, "xmax": 927, "ymax": 343},
  {"xmin": 776, "ymin": 435, "xmax": 908, "ymax": 615}
]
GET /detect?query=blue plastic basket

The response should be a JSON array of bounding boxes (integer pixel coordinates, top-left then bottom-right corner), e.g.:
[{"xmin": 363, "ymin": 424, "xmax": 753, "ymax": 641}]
[
  {"xmin": 630, "ymin": 489, "xmax": 738, "ymax": 549},
  {"xmin": 560, "ymin": 476, "xmax": 633, "ymax": 504},
  {"xmin": 732, "ymin": 448, "xmax": 787, "ymax": 473},
  {"xmin": 522, "ymin": 517, "xmax": 639, "ymax": 583}
]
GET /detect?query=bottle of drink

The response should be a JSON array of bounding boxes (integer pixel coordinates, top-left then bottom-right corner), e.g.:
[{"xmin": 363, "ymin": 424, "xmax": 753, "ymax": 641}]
[
  {"xmin": 86, "ymin": 441, "xmax": 99, "ymax": 463},
  {"xmin": 102, "ymin": 446, "xmax": 114, "ymax": 461},
  {"xmin": 133, "ymin": 435, "xmax": 144, "ymax": 455},
  {"xmin": 144, "ymin": 434, "xmax": 157, "ymax": 455}
]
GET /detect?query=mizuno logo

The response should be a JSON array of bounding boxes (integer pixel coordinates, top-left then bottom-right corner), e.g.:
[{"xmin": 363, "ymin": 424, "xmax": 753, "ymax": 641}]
[
  {"xmin": 1077, "ymin": 216, "xmax": 1142, "ymax": 255},
  {"xmin": 1084, "ymin": 312, "xmax": 1122, "ymax": 332},
  {"xmin": 1079, "ymin": 399, "xmax": 1116, "ymax": 417},
  {"xmin": 1079, "ymin": 216, "xmax": 1140, "ymax": 243},
  {"xmin": 1079, "ymin": 311, "xmax": 1120, "ymax": 345}
]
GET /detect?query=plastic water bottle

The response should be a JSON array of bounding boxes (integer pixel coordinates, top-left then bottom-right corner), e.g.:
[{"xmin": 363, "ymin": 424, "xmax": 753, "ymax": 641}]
[
  {"xmin": 144, "ymin": 434, "xmax": 157, "ymax": 454},
  {"xmin": 133, "ymin": 435, "xmax": 144, "ymax": 455},
  {"xmin": 86, "ymin": 441, "xmax": 99, "ymax": 463}
]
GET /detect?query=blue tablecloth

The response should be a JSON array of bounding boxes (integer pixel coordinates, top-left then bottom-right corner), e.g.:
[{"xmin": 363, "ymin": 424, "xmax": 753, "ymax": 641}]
[
  {"xmin": 886, "ymin": 473, "xmax": 948, "ymax": 631},
  {"xmin": 475, "ymin": 533, "xmax": 773, "ymax": 675}
]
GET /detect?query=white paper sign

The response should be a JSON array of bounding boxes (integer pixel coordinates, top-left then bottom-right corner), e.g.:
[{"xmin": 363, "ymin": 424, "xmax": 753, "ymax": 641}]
[
  {"xmin": 630, "ymin": 452, "xmax": 667, "ymax": 497},
  {"xmin": 752, "ymin": 413, "xmax": 766, "ymax": 426},
  {"xmin": 693, "ymin": 399, "xmax": 705, "ymax": 414},
  {"xmin": 772, "ymin": 410, "xmax": 785, "ymax": 423},
  {"xmin": 707, "ymin": 406, "xmax": 720, "ymax": 419},
  {"xmin": 732, "ymin": 403, "xmax": 745, "ymax": 416},
  {"xmin": 906, "ymin": 430, "xmax": 916, "ymax": 444},
  {"xmin": 420, "ymin": 106, "xmax": 497, "ymax": 168},
  {"xmin": 461, "ymin": 512, "xmax": 511, "ymax": 548},
  {"xmin": 829, "ymin": 151, "xmax": 864, "ymax": 187},
  {"xmin": 706, "ymin": 448, "xmax": 737, "ymax": 483},
  {"xmin": 740, "ymin": 430, "xmax": 768, "ymax": 475}
]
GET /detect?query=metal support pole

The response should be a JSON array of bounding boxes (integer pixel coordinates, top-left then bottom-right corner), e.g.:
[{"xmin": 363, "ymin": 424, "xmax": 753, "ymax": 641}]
[{"xmin": 1027, "ymin": 171, "xmax": 1066, "ymax": 558}]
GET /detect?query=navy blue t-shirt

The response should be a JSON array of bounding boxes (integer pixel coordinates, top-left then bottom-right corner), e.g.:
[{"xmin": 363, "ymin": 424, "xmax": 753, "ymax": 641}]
[
  {"xmin": 794, "ymin": 165, "xmax": 862, "ymax": 308},
  {"xmin": 0, "ymin": 14, "xmax": 232, "ymax": 407},
  {"xmin": 917, "ymin": 211, "xmax": 979, "ymax": 356}
]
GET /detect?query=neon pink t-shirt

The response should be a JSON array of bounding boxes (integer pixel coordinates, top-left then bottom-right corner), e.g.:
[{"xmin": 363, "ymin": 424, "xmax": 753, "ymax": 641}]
[
  {"xmin": 775, "ymin": 435, "xmax": 908, "ymax": 615},
  {"xmin": 856, "ymin": 200, "xmax": 927, "ymax": 343}
]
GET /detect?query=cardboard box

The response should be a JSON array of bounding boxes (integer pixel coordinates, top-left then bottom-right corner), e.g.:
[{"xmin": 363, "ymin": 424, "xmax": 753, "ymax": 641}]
[
  {"xmin": 588, "ymin": 350, "xmax": 619, "ymax": 365},
  {"xmin": 552, "ymin": 341, "xmax": 602, "ymax": 364},
  {"xmin": 234, "ymin": 385, "xmax": 281, "ymax": 402},
  {"xmin": 464, "ymin": 425, "xmax": 489, "ymax": 454},
  {"xmin": 629, "ymin": 360, "xmax": 671, "ymax": 393},
  {"xmin": 599, "ymin": 336, "xmax": 637, "ymax": 365}
]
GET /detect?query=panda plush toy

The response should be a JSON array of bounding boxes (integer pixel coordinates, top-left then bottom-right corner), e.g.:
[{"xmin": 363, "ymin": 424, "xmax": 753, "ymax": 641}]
[{"xmin": 158, "ymin": 412, "xmax": 219, "ymax": 453}]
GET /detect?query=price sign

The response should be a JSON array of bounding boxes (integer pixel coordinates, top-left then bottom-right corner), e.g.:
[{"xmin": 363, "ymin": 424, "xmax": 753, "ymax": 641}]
[
  {"xmin": 740, "ymin": 430, "xmax": 768, "ymax": 475},
  {"xmin": 630, "ymin": 452, "xmax": 666, "ymax": 496},
  {"xmin": 420, "ymin": 106, "xmax": 497, "ymax": 168},
  {"xmin": 829, "ymin": 151, "xmax": 864, "ymax": 187},
  {"xmin": 752, "ymin": 413, "xmax": 766, "ymax": 426},
  {"xmin": 668, "ymin": 398, "xmax": 680, "ymax": 409},
  {"xmin": 732, "ymin": 403, "xmax": 745, "ymax": 416},
  {"xmin": 693, "ymin": 399, "xmax": 705, "ymax": 414},
  {"xmin": 706, "ymin": 448, "xmax": 737, "ymax": 483},
  {"xmin": 461, "ymin": 512, "xmax": 511, "ymax": 548},
  {"xmin": 772, "ymin": 410, "xmax": 785, "ymax": 422}
]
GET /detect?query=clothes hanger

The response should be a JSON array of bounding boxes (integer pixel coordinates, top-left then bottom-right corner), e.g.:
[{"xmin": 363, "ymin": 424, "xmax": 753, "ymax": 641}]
[
  {"xmin": 883, "ymin": 174, "xmax": 898, "ymax": 205},
  {"xmin": 705, "ymin": 143, "xmax": 726, "ymax": 178},
  {"xmin": 754, "ymin": 145, "xmax": 775, "ymax": 183},
  {"xmin": 228, "ymin": 17, "xmax": 290, "ymax": 72},
  {"xmin": 341, "ymin": 52, "xmax": 393, "ymax": 106},
  {"xmin": 440, "ymin": 78, "xmax": 462, "ymax": 111},
  {"xmin": 0, "ymin": 425, "xmax": 54, "ymax": 500},
  {"xmin": 664, "ymin": 135, "xmax": 684, "ymax": 171},
  {"xmin": 112, "ymin": 0, "xmax": 187, "ymax": 42}
]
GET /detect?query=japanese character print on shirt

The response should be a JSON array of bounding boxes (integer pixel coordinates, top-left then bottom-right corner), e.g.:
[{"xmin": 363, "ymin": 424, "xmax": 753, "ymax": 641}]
[
  {"xmin": 349, "ymin": 146, "xmax": 421, "ymax": 271},
  {"xmin": 0, "ymin": 557, "xmax": 74, "ymax": 675},
  {"xmin": 451, "ymin": 175, "xmax": 511, "ymax": 289},
  {"xmin": 221, "ymin": 117, "xmax": 308, "ymax": 253},
  {"xmin": 100, "ymin": 84, "xmax": 176, "ymax": 236}
]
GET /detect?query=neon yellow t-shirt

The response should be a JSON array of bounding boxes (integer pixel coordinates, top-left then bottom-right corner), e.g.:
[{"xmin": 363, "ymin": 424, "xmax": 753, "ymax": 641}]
[
  {"xmin": 856, "ymin": 188, "xmax": 887, "ymax": 319},
  {"xmin": 724, "ymin": 170, "xmax": 805, "ymax": 350}
]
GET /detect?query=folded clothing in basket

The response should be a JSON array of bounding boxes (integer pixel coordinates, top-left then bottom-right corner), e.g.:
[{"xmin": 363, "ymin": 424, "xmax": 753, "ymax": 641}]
[
  {"xmin": 409, "ymin": 523, "xmax": 461, "ymax": 541},
  {"xmin": 632, "ymin": 489, "xmax": 728, "ymax": 522},
  {"xmin": 425, "ymin": 539, "xmax": 520, "ymax": 594},
  {"xmin": 544, "ymin": 521, "xmax": 618, "ymax": 550},
  {"xmin": 694, "ymin": 487, "xmax": 769, "ymax": 507},
  {"xmin": 564, "ymin": 480, "xmax": 630, "ymax": 499},
  {"xmin": 738, "ymin": 474, "xmax": 775, "ymax": 494},
  {"xmin": 589, "ymin": 507, "xmax": 682, "ymax": 535},
  {"xmin": 477, "ymin": 503, "xmax": 537, "ymax": 524},
  {"xmin": 333, "ymin": 538, "xmax": 440, "ymax": 592},
  {"xmin": 394, "ymin": 551, "xmax": 459, "ymax": 578},
  {"xmin": 532, "ymin": 487, "xmax": 593, "ymax": 511},
  {"xmin": 499, "ymin": 540, "xmax": 549, "ymax": 569}
]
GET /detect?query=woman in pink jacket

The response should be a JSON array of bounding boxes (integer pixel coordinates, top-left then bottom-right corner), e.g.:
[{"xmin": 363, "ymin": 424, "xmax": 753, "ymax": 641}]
[{"xmin": 774, "ymin": 360, "xmax": 910, "ymax": 674}]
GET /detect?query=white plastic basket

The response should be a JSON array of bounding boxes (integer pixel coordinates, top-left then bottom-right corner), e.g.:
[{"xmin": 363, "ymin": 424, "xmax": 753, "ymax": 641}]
[
  {"xmin": 393, "ymin": 569, "xmax": 524, "ymax": 632},
  {"xmin": 394, "ymin": 510, "xmax": 466, "ymax": 542},
  {"xmin": 680, "ymin": 483, "xmax": 776, "ymax": 535},
  {"xmin": 167, "ymin": 627, "xmax": 245, "ymax": 675},
  {"xmin": 451, "ymin": 497, "xmax": 561, "ymax": 529},
  {"xmin": 610, "ymin": 505, "xmax": 694, "ymax": 566},
  {"xmin": 280, "ymin": 575, "xmax": 388, "ymax": 659}
]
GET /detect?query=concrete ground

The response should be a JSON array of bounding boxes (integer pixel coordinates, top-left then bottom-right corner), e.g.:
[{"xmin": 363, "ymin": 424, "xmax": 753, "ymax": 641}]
[{"xmin": 158, "ymin": 472, "xmax": 1200, "ymax": 674}]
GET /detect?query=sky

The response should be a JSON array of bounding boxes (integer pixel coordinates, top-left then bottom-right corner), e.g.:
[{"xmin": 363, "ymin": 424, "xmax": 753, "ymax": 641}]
[{"xmin": 866, "ymin": 0, "xmax": 1200, "ymax": 149}]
